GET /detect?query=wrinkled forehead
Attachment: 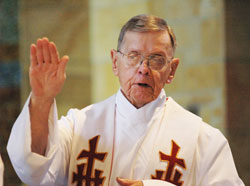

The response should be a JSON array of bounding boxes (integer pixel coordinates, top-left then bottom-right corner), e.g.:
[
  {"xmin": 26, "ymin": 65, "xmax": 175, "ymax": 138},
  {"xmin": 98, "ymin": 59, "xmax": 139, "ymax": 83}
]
[{"xmin": 121, "ymin": 31, "xmax": 174, "ymax": 55}]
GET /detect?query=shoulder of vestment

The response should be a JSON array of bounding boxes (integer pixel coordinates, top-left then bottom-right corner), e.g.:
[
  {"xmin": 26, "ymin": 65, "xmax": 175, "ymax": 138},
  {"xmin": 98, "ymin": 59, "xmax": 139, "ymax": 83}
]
[{"xmin": 63, "ymin": 94, "xmax": 116, "ymax": 123}]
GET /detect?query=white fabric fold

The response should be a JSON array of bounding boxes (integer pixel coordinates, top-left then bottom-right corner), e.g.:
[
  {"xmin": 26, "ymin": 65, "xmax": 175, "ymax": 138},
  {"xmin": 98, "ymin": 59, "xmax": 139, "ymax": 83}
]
[{"xmin": 7, "ymin": 94, "xmax": 63, "ymax": 185}]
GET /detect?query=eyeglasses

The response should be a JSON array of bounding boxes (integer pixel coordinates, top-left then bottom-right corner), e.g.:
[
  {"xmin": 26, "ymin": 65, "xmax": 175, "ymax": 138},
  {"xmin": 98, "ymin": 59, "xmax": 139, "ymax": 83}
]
[{"xmin": 117, "ymin": 50, "xmax": 172, "ymax": 71}]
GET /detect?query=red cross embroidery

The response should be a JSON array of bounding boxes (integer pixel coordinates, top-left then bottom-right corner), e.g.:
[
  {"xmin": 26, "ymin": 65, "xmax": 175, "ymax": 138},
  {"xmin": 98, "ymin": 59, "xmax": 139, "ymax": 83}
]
[
  {"xmin": 152, "ymin": 140, "xmax": 186, "ymax": 186},
  {"xmin": 72, "ymin": 135, "xmax": 107, "ymax": 186}
]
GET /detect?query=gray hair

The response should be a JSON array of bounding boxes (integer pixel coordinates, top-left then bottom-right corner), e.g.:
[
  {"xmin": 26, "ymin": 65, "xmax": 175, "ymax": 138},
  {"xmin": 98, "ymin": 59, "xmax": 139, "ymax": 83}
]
[{"xmin": 117, "ymin": 14, "xmax": 177, "ymax": 52}]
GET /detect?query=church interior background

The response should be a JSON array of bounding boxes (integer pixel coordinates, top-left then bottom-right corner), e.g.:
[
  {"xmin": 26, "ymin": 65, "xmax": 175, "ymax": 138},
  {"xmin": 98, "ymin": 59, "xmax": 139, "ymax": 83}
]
[{"xmin": 0, "ymin": 0, "xmax": 249, "ymax": 185}]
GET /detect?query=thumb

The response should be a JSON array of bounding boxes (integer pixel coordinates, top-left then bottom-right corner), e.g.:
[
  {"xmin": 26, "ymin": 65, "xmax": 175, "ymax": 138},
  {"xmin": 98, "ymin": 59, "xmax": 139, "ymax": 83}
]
[
  {"xmin": 117, "ymin": 177, "xmax": 129, "ymax": 185},
  {"xmin": 58, "ymin": 55, "xmax": 69, "ymax": 77},
  {"xmin": 117, "ymin": 177, "xmax": 140, "ymax": 186}
]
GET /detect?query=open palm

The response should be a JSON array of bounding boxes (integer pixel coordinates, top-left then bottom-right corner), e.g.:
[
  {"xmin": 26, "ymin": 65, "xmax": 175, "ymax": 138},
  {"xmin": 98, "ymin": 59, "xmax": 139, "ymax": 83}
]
[{"xmin": 29, "ymin": 37, "xmax": 69, "ymax": 100}]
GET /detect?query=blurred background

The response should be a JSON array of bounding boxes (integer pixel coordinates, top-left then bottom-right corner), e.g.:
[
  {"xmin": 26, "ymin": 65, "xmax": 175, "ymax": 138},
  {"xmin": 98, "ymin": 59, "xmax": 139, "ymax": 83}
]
[{"xmin": 0, "ymin": 0, "xmax": 249, "ymax": 185}]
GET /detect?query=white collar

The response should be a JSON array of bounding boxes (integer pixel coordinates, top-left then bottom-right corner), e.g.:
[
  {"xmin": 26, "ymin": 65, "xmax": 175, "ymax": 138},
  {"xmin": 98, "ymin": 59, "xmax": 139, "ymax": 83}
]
[{"xmin": 115, "ymin": 88, "xmax": 167, "ymax": 124}]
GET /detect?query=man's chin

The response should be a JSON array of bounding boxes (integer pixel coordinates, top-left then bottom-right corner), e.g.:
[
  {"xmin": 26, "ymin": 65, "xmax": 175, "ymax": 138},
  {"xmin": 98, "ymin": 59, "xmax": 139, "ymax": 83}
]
[
  {"xmin": 122, "ymin": 88, "xmax": 155, "ymax": 108},
  {"xmin": 130, "ymin": 95, "xmax": 154, "ymax": 108}
]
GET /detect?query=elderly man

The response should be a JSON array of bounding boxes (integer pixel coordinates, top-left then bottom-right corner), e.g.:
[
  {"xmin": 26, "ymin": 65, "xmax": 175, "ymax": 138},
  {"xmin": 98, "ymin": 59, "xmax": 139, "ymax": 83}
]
[{"xmin": 7, "ymin": 15, "xmax": 244, "ymax": 186}]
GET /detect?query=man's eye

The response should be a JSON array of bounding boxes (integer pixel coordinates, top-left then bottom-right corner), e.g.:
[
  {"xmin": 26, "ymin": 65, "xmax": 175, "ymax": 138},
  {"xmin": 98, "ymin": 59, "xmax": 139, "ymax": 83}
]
[
  {"xmin": 151, "ymin": 55, "xmax": 165, "ymax": 63},
  {"xmin": 128, "ymin": 54, "xmax": 140, "ymax": 60}
]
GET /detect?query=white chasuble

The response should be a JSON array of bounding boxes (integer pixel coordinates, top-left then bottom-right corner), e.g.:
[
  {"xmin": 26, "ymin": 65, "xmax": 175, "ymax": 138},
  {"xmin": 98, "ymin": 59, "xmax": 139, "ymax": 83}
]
[
  {"xmin": 7, "ymin": 89, "xmax": 244, "ymax": 186},
  {"xmin": 110, "ymin": 90, "xmax": 201, "ymax": 186}
]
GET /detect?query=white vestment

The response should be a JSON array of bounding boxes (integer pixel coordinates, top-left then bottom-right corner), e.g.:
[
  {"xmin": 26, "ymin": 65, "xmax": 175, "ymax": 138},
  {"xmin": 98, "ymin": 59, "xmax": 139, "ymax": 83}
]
[
  {"xmin": 7, "ymin": 89, "xmax": 244, "ymax": 186},
  {"xmin": 0, "ymin": 155, "xmax": 3, "ymax": 186}
]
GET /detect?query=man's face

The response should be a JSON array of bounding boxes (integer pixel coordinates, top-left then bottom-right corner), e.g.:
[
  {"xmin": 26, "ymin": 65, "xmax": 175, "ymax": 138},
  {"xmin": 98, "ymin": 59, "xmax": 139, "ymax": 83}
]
[{"xmin": 111, "ymin": 30, "xmax": 179, "ymax": 108}]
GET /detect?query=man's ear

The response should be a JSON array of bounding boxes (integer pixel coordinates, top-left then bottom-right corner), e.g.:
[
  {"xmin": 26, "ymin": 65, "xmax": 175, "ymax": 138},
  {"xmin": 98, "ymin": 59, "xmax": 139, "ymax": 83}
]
[
  {"xmin": 166, "ymin": 58, "xmax": 179, "ymax": 84},
  {"xmin": 111, "ymin": 49, "xmax": 119, "ymax": 76}
]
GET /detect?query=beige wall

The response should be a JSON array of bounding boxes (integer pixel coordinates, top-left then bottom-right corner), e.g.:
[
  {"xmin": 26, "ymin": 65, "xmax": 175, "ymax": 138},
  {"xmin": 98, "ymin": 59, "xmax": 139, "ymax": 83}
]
[{"xmin": 19, "ymin": 0, "xmax": 91, "ymax": 116}]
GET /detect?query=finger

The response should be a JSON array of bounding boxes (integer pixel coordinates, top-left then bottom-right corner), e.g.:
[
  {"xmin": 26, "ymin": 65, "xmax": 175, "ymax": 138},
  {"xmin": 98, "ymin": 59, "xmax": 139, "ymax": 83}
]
[
  {"xmin": 49, "ymin": 42, "xmax": 59, "ymax": 64},
  {"xmin": 36, "ymin": 38, "xmax": 44, "ymax": 65},
  {"xmin": 42, "ymin": 37, "xmax": 51, "ymax": 64},
  {"xmin": 30, "ymin": 44, "xmax": 38, "ymax": 68},
  {"xmin": 117, "ymin": 178, "xmax": 143, "ymax": 186},
  {"xmin": 116, "ymin": 178, "xmax": 134, "ymax": 186},
  {"xmin": 116, "ymin": 177, "xmax": 127, "ymax": 186},
  {"xmin": 57, "ymin": 55, "xmax": 69, "ymax": 78}
]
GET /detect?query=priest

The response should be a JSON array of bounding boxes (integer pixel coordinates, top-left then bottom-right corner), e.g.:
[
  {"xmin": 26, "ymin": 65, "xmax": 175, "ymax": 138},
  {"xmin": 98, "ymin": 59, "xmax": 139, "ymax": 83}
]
[{"xmin": 7, "ymin": 14, "xmax": 244, "ymax": 186}]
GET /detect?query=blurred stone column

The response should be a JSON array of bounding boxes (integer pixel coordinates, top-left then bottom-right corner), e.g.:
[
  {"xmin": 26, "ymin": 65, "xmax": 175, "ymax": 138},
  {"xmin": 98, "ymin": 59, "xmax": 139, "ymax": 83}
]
[
  {"xmin": 0, "ymin": 0, "xmax": 21, "ymax": 185},
  {"xmin": 89, "ymin": 0, "xmax": 150, "ymax": 102},
  {"xmin": 225, "ymin": 1, "xmax": 250, "ymax": 185}
]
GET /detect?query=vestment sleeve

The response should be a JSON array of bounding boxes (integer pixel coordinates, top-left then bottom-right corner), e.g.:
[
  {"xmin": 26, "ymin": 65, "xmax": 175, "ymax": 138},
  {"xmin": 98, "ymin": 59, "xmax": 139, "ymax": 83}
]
[
  {"xmin": 0, "ymin": 155, "xmax": 3, "ymax": 186},
  {"xmin": 195, "ymin": 123, "xmax": 245, "ymax": 186},
  {"xmin": 7, "ymin": 95, "xmax": 73, "ymax": 186}
]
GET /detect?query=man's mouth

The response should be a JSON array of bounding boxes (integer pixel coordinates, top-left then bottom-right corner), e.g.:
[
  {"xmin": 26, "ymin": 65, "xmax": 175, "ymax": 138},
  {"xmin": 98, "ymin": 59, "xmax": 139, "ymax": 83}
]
[{"xmin": 137, "ymin": 83, "xmax": 150, "ymax": 87}]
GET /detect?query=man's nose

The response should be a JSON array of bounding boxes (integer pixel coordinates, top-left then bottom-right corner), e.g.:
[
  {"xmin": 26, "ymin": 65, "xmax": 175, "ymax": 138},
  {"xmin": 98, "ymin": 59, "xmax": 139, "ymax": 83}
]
[{"xmin": 138, "ymin": 60, "xmax": 150, "ymax": 75}]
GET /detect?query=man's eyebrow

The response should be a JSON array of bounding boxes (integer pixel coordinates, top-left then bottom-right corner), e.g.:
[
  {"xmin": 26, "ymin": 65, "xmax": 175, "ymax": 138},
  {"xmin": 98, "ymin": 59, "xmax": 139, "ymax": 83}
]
[
  {"xmin": 149, "ymin": 51, "xmax": 166, "ymax": 57},
  {"xmin": 127, "ymin": 50, "xmax": 140, "ymax": 55},
  {"xmin": 150, "ymin": 53, "xmax": 165, "ymax": 57},
  {"xmin": 127, "ymin": 49, "xmax": 140, "ymax": 53}
]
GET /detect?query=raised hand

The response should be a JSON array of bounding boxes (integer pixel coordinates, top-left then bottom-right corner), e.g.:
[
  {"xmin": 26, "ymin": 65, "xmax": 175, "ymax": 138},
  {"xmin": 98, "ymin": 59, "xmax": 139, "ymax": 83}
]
[
  {"xmin": 29, "ymin": 37, "xmax": 69, "ymax": 155},
  {"xmin": 29, "ymin": 37, "xmax": 69, "ymax": 101}
]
